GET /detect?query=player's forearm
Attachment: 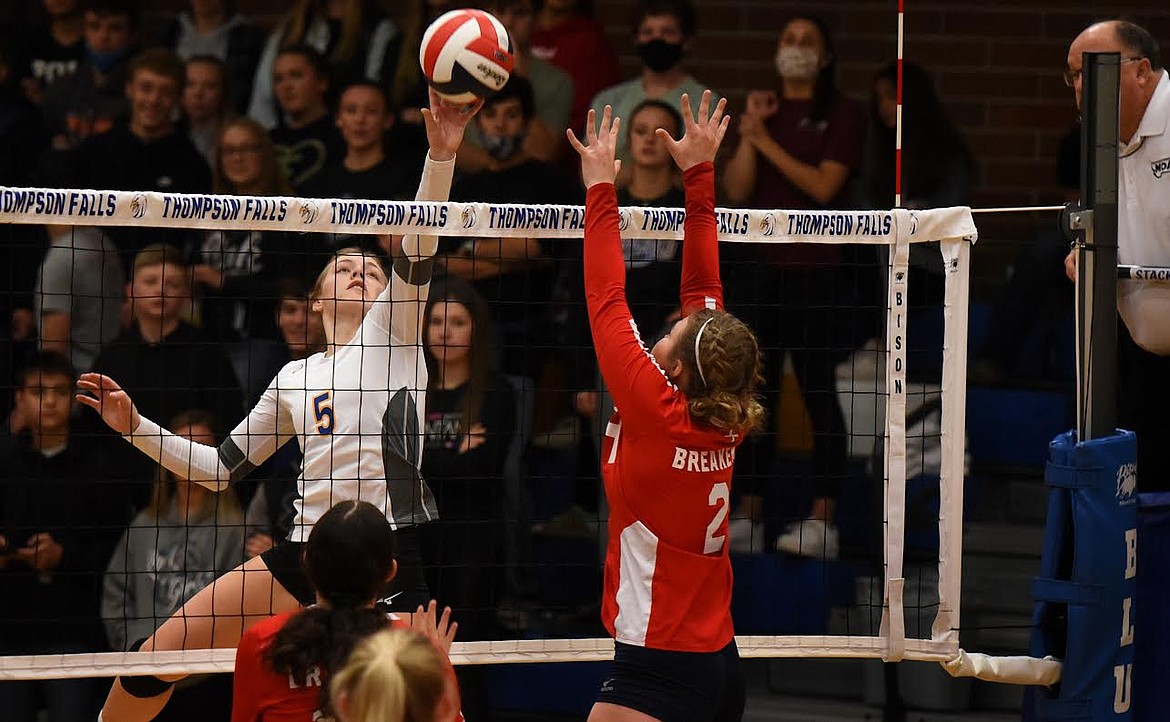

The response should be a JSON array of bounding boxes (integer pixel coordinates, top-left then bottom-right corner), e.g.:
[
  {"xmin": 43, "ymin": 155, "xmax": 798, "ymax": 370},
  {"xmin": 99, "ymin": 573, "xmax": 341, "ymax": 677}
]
[
  {"xmin": 402, "ymin": 153, "xmax": 457, "ymax": 262},
  {"xmin": 126, "ymin": 417, "xmax": 232, "ymax": 491},
  {"xmin": 681, "ymin": 162, "xmax": 722, "ymax": 309},
  {"xmin": 583, "ymin": 183, "xmax": 628, "ymax": 316}
]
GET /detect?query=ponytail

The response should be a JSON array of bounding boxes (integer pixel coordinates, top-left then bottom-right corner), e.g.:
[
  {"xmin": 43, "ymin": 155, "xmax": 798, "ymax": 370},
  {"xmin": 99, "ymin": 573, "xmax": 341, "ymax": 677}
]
[{"xmin": 266, "ymin": 604, "xmax": 388, "ymax": 715}]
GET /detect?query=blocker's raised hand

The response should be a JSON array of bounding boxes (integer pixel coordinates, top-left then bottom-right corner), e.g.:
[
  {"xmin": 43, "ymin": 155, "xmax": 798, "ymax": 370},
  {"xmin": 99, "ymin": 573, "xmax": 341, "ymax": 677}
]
[
  {"xmin": 658, "ymin": 90, "xmax": 730, "ymax": 172},
  {"xmin": 567, "ymin": 105, "xmax": 621, "ymax": 189}
]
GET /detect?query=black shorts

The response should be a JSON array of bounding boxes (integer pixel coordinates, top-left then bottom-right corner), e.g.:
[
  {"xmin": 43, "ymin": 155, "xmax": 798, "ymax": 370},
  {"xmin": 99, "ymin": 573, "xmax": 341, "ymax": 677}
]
[
  {"xmin": 596, "ymin": 640, "xmax": 745, "ymax": 722},
  {"xmin": 260, "ymin": 524, "xmax": 431, "ymax": 613}
]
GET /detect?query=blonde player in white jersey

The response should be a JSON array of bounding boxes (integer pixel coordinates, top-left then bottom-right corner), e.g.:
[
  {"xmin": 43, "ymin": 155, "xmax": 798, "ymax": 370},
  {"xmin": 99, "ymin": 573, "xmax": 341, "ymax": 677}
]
[{"xmin": 76, "ymin": 89, "xmax": 482, "ymax": 722}]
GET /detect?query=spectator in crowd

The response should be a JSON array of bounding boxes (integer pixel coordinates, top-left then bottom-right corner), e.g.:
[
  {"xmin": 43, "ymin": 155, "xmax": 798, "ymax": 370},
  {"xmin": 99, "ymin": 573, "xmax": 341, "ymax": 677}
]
[
  {"xmin": 420, "ymin": 276, "xmax": 515, "ymax": 721},
  {"xmin": 72, "ymin": 47, "xmax": 212, "ymax": 267},
  {"xmin": 0, "ymin": 44, "xmax": 49, "ymax": 186},
  {"xmin": 190, "ymin": 116, "xmax": 327, "ymax": 342},
  {"xmin": 458, "ymin": 0, "xmax": 573, "ymax": 172},
  {"xmin": 529, "ymin": 0, "xmax": 619, "ymax": 135},
  {"xmin": 35, "ymin": 224, "xmax": 124, "ymax": 374},
  {"xmin": 22, "ymin": 0, "xmax": 85, "ymax": 104},
  {"xmin": 972, "ymin": 125, "xmax": 1080, "ymax": 386},
  {"xmin": 722, "ymin": 14, "xmax": 867, "ymax": 559},
  {"xmin": 267, "ymin": 45, "xmax": 345, "ymax": 190},
  {"xmin": 249, "ymin": 0, "xmax": 400, "ymax": 129},
  {"xmin": 157, "ymin": 0, "xmax": 264, "ymax": 115},
  {"xmin": 0, "ymin": 351, "xmax": 124, "ymax": 722},
  {"xmin": 92, "ymin": 242, "xmax": 244, "ymax": 433},
  {"xmin": 181, "ymin": 54, "xmax": 233, "ymax": 165},
  {"xmin": 103, "ymin": 409, "xmax": 246, "ymax": 652},
  {"xmin": 442, "ymin": 75, "xmax": 579, "ymax": 379},
  {"xmin": 232, "ymin": 500, "xmax": 460, "ymax": 722},
  {"xmin": 303, "ymin": 81, "xmax": 417, "ymax": 202},
  {"xmin": 38, "ymin": 0, "xmax": 137, "ymax": 156},
  {"xmin": 856, "ymin": 59, "xmax": 973, "ymax": 315},
  {"xmin": 588, "ymin": 0, "xmax": 714, "ymax": 162}
]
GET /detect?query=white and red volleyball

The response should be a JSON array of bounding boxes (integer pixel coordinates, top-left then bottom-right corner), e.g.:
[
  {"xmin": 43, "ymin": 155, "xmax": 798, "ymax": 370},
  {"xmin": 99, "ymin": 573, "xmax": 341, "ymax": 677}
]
[{"xmin": 419, "ymin": 9, "xmax": 514, "ymax": 105}]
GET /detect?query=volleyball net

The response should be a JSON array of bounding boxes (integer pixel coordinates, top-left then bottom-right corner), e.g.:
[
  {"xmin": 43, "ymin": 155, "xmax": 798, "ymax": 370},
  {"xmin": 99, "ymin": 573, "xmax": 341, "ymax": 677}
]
[{"xmin": 0, "ymin": 188, "xmax": 983, "ymax": 680}]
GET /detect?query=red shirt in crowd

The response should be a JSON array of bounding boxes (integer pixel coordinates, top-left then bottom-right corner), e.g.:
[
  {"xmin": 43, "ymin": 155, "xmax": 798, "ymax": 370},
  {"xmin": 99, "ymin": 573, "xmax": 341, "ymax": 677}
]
[
  {"xmin": 746, "ymin": 94, "xmax": 865, "ymax": 267},
  {"xmin": 530, "ymin": 15, "xmax": 621, "ymax": 132},
  {"xmin": 585, "ymin": 162, "xmax": 742, "ymax": 653}
]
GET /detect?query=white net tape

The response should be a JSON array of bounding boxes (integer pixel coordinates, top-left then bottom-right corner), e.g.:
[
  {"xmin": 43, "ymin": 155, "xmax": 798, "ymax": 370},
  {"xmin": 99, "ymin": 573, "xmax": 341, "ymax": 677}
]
[{"xmin": 1, "ymin": 188, "xmax": 982, "ymax": 679}]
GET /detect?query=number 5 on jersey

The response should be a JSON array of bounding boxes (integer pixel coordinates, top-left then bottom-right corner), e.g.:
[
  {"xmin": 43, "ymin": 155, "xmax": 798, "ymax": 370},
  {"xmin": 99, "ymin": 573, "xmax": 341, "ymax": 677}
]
[{"xmin": 313, "ymin": 391, "xmax": 334, "ymax": 435}]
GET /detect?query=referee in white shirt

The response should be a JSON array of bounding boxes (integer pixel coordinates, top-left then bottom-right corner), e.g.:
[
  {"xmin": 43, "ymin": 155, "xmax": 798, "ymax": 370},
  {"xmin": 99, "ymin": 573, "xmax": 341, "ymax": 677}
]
[{"xmin": 1064, "ymin": 19, "xmax": 1170, "ymax": 491}]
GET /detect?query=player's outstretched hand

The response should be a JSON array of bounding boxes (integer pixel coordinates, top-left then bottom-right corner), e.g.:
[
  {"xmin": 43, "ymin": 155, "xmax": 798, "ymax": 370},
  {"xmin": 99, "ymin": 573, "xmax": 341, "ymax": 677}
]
[
  {"xmin": 413, "ymin": 599, "xmax": 458, "ymax": 654},
  {"xmin": 76, "ymin": 373, "xmax": 140, "ymax": 435},
  {"xmin": 659, "ymin": 90, "xmax": 729, "ymax": 172},
  {"xmin": 423, "ymin": 88, "xmax": 484, "ymax": 162},
  {"xmin": 566, "ymin": 105, "xmax": 621, "ymax": 189}
]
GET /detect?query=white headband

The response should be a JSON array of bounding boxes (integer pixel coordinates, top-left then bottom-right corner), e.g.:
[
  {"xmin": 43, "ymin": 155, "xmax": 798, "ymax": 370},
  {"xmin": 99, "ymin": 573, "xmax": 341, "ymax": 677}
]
[{"xmin": 694, "ymin": 317, "xmax": 716, "ymax": 387}]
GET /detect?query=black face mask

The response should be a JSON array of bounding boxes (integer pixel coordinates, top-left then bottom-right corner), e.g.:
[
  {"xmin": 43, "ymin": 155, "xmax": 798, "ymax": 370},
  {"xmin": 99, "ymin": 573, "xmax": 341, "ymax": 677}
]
[{"xmin": 636, "ymin": 39, "xmax": 684, "ymax": 73}]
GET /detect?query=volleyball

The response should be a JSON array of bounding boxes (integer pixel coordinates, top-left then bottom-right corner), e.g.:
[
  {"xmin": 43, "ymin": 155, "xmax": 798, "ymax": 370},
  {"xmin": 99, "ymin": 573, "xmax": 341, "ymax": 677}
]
[{"xmin": 419, "ymin": 9, "xmax": 514, "ymax": 106}]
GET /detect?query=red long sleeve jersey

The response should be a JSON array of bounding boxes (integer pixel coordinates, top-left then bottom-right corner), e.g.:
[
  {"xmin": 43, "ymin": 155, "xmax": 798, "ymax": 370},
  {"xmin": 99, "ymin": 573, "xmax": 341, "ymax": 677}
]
[
  {"xmin": 586, "ymin": 162, "xmax": 741, "ymax": 653},
  {"xmin": 231, "ymin": 612, "xmax": 461, "ymax": 722}
]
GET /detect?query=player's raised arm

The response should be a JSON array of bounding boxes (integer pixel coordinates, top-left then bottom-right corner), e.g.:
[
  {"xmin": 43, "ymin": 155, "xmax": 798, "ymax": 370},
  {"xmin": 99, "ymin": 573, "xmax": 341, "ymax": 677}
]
[
  {"xmin": 77, "ymin": 372, "xmax": 289, "ymax": 490},
  {"xmin": 659, "ymin": 91, "xmax": 729, "ymax": 314},
  {"xmin": 386, "ymin": 89, "xmax": 483, "ymax": 343}
]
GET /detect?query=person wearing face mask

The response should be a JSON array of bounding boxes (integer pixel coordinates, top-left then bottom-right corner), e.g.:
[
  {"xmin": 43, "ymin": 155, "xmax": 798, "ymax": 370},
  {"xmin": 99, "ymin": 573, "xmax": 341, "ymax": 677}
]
[
  {"xmin": 722, "ymin": 14, "xmax": 867, "ymax": 562},
  {"xmin": 587, "ymin": 0, "xmax": 717, "ymax": 163},
  {"xmin": 442, "ymin": 76, "xmax": 580, "ymax": 380},
  {"xmin": 37, "ymin": 0, "xmax": 138, "ymax": 166}
]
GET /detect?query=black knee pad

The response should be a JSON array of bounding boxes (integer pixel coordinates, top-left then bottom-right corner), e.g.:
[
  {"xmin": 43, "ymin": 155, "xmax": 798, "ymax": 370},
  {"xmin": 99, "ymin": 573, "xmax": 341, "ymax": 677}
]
[{"xmin": 120, "ymin": 674, "xmax": 174, "ymax": 699}]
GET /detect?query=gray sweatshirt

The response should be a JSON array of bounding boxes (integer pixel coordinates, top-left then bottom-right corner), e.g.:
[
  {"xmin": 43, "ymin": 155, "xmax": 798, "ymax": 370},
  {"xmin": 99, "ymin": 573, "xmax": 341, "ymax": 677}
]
[{"xmin": 102, "ymin": 497, "xmax": 247, "ymax": 651}]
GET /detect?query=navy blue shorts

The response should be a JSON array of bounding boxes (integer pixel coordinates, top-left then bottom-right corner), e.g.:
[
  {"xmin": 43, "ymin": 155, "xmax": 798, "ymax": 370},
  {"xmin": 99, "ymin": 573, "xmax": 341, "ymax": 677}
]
[
  {"xmin": 261, "ymin": 525, "xmax": 430, "ymax": 613},
  {"xmin": 596, "ymin": 640, "xmax": 745, "ymax": 722}
]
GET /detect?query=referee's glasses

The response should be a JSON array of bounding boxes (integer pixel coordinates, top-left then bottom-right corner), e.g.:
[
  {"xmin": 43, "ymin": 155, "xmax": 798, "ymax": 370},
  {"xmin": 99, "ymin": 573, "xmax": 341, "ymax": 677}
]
[{"xmin": 1063, "ymin": 57, "xmax": 1144, "ymax": 87}]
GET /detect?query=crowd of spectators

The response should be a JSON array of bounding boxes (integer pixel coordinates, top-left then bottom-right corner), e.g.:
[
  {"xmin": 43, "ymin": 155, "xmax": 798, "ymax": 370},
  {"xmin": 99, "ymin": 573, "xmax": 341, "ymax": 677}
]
[{"xmin": 0, "ymin": 0, "xmax": 1072, "ymax": 720}]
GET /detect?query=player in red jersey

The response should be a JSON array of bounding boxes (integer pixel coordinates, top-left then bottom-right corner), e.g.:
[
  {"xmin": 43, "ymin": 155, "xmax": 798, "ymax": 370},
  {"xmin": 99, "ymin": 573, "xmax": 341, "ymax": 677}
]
[
  {"xmin": 567, "ymin": 91, "xmax": 764, "ymax": 722},
  {"xmin": 231, "ymin": 500, "xmax": 461, "ymax": 722}
]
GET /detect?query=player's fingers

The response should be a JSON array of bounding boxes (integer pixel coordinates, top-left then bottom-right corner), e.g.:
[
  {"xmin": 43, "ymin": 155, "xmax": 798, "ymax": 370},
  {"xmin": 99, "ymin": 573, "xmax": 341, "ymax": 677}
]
[
  {"xmin": 584, "ymin": 108, "xmax": 597, "ymax": 142},
  {"xmin": 680, "ymin": 93, "xmax": 697, "ymax": 129},
  {"xmin": 75, "ymin": 395, "xmax": 99, "ymax": 410},
  {"xmin": 613, "ymin": 159, "xmax": 622, "ymax": 178},
  {"xmin": 715, "ymin": 114, "xmax": 731, "ymax": 145},
  {"xmin": 600, "ymin": 105, "xmax": 613, "ymax": 137},
  {"xmin": 710, "ymin": 96, "xmax": 728, "ymax": 128},
  {"xmin": 565, "ymin": 128, "xmax": 586, "ymax": 154},
  {"xmin": 697, "ymin": 90, "xmax": 711, "ymax": 125},
  {"xmin": 608, "ymin": 116, "xmax": 621, "ymax": 145}
]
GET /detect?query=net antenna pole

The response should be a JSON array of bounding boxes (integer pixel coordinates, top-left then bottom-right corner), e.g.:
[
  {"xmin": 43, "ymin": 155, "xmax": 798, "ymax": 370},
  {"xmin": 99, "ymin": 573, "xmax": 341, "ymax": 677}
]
[{"xmin": 1072, "ymin": 51, "xmax": 1121, "ymax": 442}]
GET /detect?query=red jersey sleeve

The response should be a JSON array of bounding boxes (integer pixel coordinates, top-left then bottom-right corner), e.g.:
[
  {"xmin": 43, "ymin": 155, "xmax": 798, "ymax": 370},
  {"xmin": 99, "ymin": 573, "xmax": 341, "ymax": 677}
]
[
  {"xmin": 679, "ymin": 162, "xmax": 724, "ymax": 315},
  {"xmin": 584, "ymin": 182, "xmax": 679, "ymax": 430}
]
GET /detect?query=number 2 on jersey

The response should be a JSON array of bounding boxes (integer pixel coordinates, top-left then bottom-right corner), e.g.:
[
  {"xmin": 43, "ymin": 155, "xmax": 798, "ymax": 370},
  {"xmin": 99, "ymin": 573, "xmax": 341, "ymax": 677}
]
[
  {"xmin": 704, "ymin": 482, "xmax": 729, "ymax": 554},
  {"xmin": 313, "ymin": 392, "xmax": 334, "ymax": 435}
]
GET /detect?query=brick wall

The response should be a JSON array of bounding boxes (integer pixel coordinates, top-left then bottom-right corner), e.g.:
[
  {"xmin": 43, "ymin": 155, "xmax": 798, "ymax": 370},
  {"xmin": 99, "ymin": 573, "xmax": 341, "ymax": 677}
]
[{"xmin": 145, "ymin": 0, "xmax": 1170, "ymax": 285}]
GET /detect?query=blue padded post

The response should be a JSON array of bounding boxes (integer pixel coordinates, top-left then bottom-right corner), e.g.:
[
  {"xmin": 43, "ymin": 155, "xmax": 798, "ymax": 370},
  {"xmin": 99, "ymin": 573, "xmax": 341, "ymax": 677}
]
[{"xmin": 1028, "ymin": 430, "xmax": 1137, "ymax": 721}]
